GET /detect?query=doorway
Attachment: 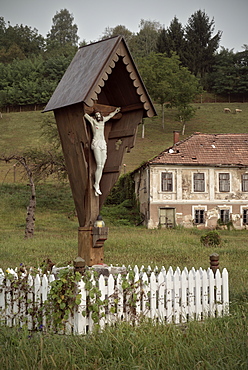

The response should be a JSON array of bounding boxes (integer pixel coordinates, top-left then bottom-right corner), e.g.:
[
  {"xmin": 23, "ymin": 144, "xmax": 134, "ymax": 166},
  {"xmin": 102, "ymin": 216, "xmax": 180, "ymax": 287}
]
[{"xmin": 159, "ymin": 208, "xmax": 175, "ymax": 228}]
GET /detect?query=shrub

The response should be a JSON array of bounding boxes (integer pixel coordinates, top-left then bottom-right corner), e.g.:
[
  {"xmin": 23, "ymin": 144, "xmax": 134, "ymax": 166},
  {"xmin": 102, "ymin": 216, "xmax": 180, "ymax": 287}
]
[{"xmin": 200, "ymin": 230, "xmax": 221, "ymax": 247}]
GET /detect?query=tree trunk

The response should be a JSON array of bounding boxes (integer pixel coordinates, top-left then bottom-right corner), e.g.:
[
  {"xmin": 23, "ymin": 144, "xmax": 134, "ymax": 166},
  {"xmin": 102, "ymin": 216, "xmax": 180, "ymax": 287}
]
[
  {"xmin": 0, "ymin": 155, "xmax": 36, "ymax": 238},
  {"xmin": 182, "ymin": 121, "xmax": 186, "ymax": 136},
  {"xmin": 141, "ymin": 119, "xmax": 145, "ymax": 138},
  {"xmin": 25, "ymin": 182, "xmax": 36, "ymax": 238},
  {"xmin": 162, "ymin": 103, "xmax": 165, "ymax": 129},
  {"xmin": 21, "ymin": 159, "xmax": 36, "ymax": 238}
]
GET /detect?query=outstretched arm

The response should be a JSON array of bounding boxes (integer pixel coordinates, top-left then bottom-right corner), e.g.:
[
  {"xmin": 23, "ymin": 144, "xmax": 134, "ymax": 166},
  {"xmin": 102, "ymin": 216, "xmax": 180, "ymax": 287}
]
[
  {"xmin": 104, "ymin": 107, "xmax": 121, "ymax": 122},
  {"xmin": 84, "ymin": 113, "xmax": 95, "ymax": 132}
]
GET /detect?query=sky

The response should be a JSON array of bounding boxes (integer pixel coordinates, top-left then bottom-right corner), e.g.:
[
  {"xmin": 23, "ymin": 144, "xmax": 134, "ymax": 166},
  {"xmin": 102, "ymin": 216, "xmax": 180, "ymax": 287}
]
[{"xmin": 1, "ymin": 0, "xmax": 248, "ymax": 52}]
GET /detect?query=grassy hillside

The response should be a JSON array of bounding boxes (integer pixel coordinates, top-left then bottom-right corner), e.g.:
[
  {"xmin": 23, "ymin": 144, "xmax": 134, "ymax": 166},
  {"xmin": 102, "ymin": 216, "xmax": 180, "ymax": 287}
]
[
  {"xmin": 123, "ymin": 102, "xmax": 248, "ymax": 171},
  {"xmin": 0, "ymin": 102, "xmax": 247, "ymax": 181}
]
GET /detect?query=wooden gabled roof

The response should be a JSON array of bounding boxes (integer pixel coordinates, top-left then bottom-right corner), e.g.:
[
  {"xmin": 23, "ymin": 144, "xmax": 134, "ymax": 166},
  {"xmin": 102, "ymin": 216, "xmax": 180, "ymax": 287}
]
[
  {"xmin": 149, "ymin": 133, "xmax": 248, "ymax": 167},
  {"xmin": 43, "ymin": 36, "xmax": 156, "ymax": 118}
]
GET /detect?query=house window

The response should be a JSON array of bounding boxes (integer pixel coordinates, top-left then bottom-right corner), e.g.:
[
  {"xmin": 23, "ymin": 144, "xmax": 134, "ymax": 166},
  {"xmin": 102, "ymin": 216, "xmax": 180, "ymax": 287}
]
[
  {"xmin": 161, "ymin": 172, "xmax": 173, "ymax": 192},
  {"xmin": 220, "ymin": 209, "xmax": 230, "ymax": 223},
  {"xmin": 194, "ymin": 209, "xmax": 205, "ymax": 224},
  {"xmin": 243, "ymin": 209, "xmax": 248, "ymax": 224},
  {"xmin": 219, "ymin": 173, "xmax": 230, "ymax": 192},
  {"xmin": 193, "ymin": 173, "xmax": 205, "ymax": 192},
  {"xmin": 242, "ymin": 174, "xmax": 248, "ymax": 192}
]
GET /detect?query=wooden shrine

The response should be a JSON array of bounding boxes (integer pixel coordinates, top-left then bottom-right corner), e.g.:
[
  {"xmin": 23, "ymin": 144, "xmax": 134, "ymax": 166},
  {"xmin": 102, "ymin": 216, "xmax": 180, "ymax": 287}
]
[{"xmin": 43, "ymin": 36, "xmax": 156, "ymax": 266}]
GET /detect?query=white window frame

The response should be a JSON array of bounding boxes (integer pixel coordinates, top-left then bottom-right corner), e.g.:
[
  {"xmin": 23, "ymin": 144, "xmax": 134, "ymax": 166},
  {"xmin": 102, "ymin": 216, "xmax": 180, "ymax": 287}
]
[
  {"xmin": 240, "ymin": 205, "xmax": 248, "ymax": 226},
  {"xmin": 192, "ymin": 205, "xmax": 207, "ymax": 225},
  {"xmin": 218, "ymin": 206, "xmax": 232, "ymax": 224},
  {"xmin": 218, "ymin": 172, "xmax": 231, "ymax": 193},
  {"xmin": 161, "ymin": 171, "xmax": 173, "ymax": 192},
  {"xmin": 192, "ymin": 172, "xmax": 206, "ymax": 192},
  {"xmin": 241, "ymin": 173, "xmax": 248, "ymax": 192}
]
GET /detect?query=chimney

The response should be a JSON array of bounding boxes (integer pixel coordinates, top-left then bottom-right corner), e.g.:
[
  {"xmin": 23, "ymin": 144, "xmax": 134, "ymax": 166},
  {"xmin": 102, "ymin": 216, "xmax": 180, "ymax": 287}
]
[{"xmin": 173, "ymin": 130, "xmax": 180, "ymax": 144}]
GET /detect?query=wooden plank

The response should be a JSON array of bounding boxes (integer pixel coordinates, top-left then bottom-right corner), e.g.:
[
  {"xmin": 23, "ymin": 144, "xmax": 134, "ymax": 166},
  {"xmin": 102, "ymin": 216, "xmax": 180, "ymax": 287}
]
[
  {"xmin": 54, "ymin": 104, "xmax": 99, "ymax": 227},
  {"xmin": 103, "ymin": 166, "xmax": 121, "ymax": 173},
  {"xmin": 108, "ymin": 128, "xmax": 136, "ymax": 139},
  {"xmin": 121, "ymin": 103, "xmax": 144, "ymax": 113},
  {"xmin": 78, "ymin": 227, "xmax": 104, "ymax": 266},
  {"xmin": 84, "ymin": 103, "xmax": 122, "ymax": 119},
  {"xmin": 99, "ymin": 110, "xmax": 143, "ymax": 208}
]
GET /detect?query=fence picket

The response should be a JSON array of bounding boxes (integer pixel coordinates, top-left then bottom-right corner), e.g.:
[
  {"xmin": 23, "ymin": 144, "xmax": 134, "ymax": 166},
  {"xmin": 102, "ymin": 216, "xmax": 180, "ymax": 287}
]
[
  {"xmin": 166, "ymin": 269, "xmax": 173, "ymax": 323},
  {"xmin": 134, "ymin": 271, "xmax": 141, "ymax": 323},
  {"xmin": 41, "ymin": 274, "xmax": 48, "ymax": 329},
  {"xmin": 195, "ymin": 270, "xmax": 202, "ymax": 320},
  {"xmin": 0, "ymin": 270, "xmax": 5, "ymax": 319},
  {"xmin": 215, "ymin": 269, "xmax": 222, "ymax": 317},
  {"xmin": 6, "ymin": 278, "xmax": 12, "ymax": 327},
  {"xmin": 116, "ymin": 274, "xmax": 123, "ymax": 320},
  {"xmin": 98, "ymin": 274, "xmax": 106, "ymax": 330},
  {"xmin": 141, "ymin": 272, "xmax": 149, "ymax": 316},
  {"xmin": 222, "ymin": 268, "xmax": 229, "ymax": 315},
  {"xmin": 208, "ymin": 268, "xmax": 215, "ymax": 317},
  {"xmin": 202, "ymin": 270, "xmax": 209, "ymax": 319},
  {"xmin": 27, "ymin": 274, "xmax": 33, "ymax": 330},
  {"xmin": 157, "ymin": 271, "xmax": 165, "ymax": 322},
  {"xmin": 74, "ymin": 279, "xmax": 87, "ymax": 335},
  {"xmin": 188, "ymin": 269, "xmax": 195, "ymax": 321},
  {"xmin": 181, "ymin": 269, "xmax": 188, "ymax": 323},
  {"xmin": 150, "ymin": 272, "xmax": 157, "ymax": 319},
  {"xmin": 107, "ymin": 274, "xmax": 115, "ymax": 325}
]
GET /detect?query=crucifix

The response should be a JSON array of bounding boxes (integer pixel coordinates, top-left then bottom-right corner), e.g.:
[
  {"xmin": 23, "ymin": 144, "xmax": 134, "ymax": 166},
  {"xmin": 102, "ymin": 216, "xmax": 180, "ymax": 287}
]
[{"xmin": 43, "ymin": 36, "xmax": 156, "ymax": 266}]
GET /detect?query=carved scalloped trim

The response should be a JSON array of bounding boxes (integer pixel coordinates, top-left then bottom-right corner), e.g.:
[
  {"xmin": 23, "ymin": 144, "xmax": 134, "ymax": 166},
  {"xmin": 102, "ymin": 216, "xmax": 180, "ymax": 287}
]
[{"xmin": 84, "ymin": 45, "xmax": 154, "ymax": 117}]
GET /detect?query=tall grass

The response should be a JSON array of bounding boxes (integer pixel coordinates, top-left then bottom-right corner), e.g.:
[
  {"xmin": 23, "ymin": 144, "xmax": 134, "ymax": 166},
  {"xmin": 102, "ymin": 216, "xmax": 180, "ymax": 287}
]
[{"xmin": 0, "ymin": 302, "xmax": 247, "ymax": 369}]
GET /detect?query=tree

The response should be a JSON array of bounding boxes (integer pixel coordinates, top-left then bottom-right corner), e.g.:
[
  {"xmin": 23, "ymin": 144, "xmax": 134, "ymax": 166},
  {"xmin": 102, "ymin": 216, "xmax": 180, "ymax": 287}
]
[
  {"xmin": 234, "ymin": 45, "xmax": 248, "ymax": 101},
  {"xmin": 102, "ymin": 25, "xmax": 134, "ymax": 43},
  {"xmin": 0, "ymin": 17, "xmax": 45, "ymax": 63},
  {"xmin": 157, "ymin": 17, "xmax": 186, "ymax": 63},
  {"xmin": 0, "ymin": 155, "xmax": 36, "ymax": 238},
  {"xmin": 46, "ymin": 9, "xmax": 79, "ymax": 51},
  {"xmin": 208, "ymin": 48, "xmax": 236, "ymax": 101},
  {"xmin": 132, "ymin": 19, "xmax": 161, "ymax": 59},
  {"xmin": 138, "ymin": 52, "xmax": 201, "ymax": 129},
  {"xmin": 209, "ymin": 46, "xmax": 248, "ymax": 102},
  {"xmin": 101, "ymin": 25, "xmax": 137, "ymax": 56},
  {"xmin": 184, "ymin": 10, "xmax": 222, "ymax": 82},
  {"xmin": 0, "ymin": 113, "xmax": 66, "ymax": 237}
]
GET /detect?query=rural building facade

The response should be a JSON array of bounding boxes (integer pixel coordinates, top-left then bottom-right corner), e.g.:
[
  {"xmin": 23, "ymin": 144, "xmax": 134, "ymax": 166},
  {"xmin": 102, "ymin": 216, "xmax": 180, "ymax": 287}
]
[{"xmin": 133, "ymin": 132, "xmax": 248, "ymax": 229}]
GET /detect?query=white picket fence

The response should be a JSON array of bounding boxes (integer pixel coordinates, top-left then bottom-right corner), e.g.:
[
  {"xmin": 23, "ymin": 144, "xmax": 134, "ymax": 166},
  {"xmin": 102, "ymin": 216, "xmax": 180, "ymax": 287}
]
[{"xmin": 0, "ymin": 265, "xmax": 229, "ymax": 334}]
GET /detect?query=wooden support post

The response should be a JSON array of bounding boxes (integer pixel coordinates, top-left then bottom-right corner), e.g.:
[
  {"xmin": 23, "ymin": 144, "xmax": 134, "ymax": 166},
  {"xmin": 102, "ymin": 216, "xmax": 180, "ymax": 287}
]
[
  {"xmin": 78, "ymin": 226, "xmax": 108, "ymax": 266},
  {"xmin": 210, "ymin": 253, "xmax": 219, "ymax": 276}
]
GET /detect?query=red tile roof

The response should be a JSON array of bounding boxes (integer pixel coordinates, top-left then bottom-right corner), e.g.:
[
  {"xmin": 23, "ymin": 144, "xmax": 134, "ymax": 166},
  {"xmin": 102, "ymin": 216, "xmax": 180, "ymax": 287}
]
[{"xmin": 149, "ymin": 133, "xmax": 248, "ymax": 166}]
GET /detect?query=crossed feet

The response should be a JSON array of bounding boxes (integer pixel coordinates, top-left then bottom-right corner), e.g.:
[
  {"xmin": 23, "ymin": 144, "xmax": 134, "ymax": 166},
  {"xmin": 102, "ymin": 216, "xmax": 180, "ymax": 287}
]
[{"xmin": 94, "ymin": 184, "xmax": 102, "ymax": 197}]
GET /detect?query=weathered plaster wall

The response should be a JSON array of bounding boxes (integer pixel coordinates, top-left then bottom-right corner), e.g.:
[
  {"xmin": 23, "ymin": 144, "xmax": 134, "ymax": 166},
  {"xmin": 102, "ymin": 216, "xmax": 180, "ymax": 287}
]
[{"xmin": 134, "ymin": 165, "xmax": 248, "ymax": 229}]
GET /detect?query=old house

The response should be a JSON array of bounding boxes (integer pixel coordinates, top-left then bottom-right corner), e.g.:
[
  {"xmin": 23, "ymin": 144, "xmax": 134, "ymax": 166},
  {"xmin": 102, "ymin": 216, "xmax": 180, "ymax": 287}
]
[{"xmin": 133, "ymin": 132, "xmax": 248, "ymax": 229}]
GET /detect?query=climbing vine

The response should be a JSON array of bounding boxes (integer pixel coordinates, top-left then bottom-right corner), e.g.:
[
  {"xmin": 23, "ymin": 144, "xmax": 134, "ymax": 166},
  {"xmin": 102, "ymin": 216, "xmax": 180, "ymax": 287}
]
[{"xmin": 44, "ymin": 268, "xmax": 82, "ymax": 330}]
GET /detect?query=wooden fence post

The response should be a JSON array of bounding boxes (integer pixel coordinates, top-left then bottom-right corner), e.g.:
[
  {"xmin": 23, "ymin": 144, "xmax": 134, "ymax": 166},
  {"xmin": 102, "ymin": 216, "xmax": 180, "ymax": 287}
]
[{"xmin": 210, "ymin": 253, "xmax": 219, "ymax": 276}]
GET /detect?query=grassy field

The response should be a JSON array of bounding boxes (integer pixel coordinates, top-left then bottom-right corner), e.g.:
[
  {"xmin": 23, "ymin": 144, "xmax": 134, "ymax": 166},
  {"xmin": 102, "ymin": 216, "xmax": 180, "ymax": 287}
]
[
  {"xmin": 0, "ymin": 102, "xmax": 248, "ymax": 178},
  {"xmin": 0, "ymin": 103, "xmax": 247, "ymax": 369}
]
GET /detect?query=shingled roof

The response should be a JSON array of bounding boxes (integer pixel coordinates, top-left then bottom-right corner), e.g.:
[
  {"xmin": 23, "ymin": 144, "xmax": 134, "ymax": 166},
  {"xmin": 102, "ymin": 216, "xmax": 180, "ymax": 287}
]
[
  {"xmin": 149, "ymin": 133, "xmax": 248, "ymax": 167},
  {"xmin": 43, "ymin": 36, "xmax": 156, "ymax": 118}
]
